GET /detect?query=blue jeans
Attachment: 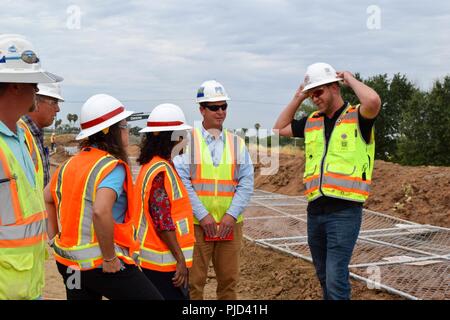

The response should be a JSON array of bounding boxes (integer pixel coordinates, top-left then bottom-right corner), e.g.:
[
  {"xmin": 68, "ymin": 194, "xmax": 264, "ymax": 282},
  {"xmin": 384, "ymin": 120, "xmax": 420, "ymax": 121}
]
[{"xmin": 307, "ymin": 206, "xmax": 362, "ymax": 300}]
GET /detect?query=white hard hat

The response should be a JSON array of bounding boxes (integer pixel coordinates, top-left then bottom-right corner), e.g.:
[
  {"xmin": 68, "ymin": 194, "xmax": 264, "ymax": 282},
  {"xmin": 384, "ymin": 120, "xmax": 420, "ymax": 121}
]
[
  {"xmin": 37, "ymin": 83, "xmax": 64, "ymax": 102},
  {"xmin": 0, "ymin": 34, "xmax": 63, "ymax": 83},
  {"xmin": 302, "ymin": 62, "xmax": 342, "ymax": 92},
  {"xmin": 196, "ymin": 80, "xmax": 230, "ymax": 103},
  {"xmin": 139, "ymin": 103, "xmax": 192, "ymax": 133},
  {"xmin": 76, "ymin": 94, "xmax": 134, "ymax": 140}
]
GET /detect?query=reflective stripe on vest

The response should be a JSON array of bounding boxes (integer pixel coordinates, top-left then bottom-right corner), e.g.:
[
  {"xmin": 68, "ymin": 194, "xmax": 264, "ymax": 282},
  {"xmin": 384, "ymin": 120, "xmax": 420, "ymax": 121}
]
[
  {"xmin": 0, "ymin": 218, "xmax": 45, "ymax": 241},
  {"xmin": 139, "ymin": 246, "xmax": 193, "ymax": 267},
  {"xmin": 52, "ymin": 242, "xmax": 131, "ymax": 267},
  {"xmin": 0, "ymin": 161, "xmax": 17, "ymax": 225},
  {"xmin": 303, "ymin": 104, "xmax": 375, "ymax": 202}
]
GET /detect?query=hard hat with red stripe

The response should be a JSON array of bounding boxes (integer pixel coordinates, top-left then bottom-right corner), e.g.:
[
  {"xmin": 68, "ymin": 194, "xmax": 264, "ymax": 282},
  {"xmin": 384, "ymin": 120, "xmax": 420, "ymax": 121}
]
[
  {"xmin": 140, "ymin": 103, "xmax": 192, "ymax": 133},
  {"xmin": 76, "ymin": 94, "xmax": 134, "ymax": 140}
]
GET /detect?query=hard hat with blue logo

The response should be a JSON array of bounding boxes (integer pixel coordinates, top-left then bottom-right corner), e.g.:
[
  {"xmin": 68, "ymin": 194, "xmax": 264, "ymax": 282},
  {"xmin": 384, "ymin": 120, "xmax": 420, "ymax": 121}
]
[
  {"xmin": 196, "ymin": 80, "xmax": 230, "ymax": 103},
  {"xmin": 0, "ymin": 34, "xmax": 63, "ymax": 83}
]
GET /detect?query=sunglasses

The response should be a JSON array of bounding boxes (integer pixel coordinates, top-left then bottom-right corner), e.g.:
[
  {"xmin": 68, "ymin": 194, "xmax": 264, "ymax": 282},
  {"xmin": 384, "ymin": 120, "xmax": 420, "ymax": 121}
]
[
  {"xmin": 309, "ymin": 88, "xmax": 325, "ymax": 99},
  {"xmin": 204, "ymin": 103, "xmax": 228, "ymax": 112}
]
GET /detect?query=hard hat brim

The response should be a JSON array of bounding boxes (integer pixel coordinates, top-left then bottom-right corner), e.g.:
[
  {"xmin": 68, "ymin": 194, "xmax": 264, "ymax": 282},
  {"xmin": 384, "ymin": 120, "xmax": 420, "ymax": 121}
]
[
  {"xmin": 196, "ymin": 96, "xmax": 231, "ymax": 103},
  {"xmin": 139, "ymin": 124, "xmax": 192, "ymax": 133},
  {"xmin": 303, "ymin": 77, "xmax": 342, "ymax": 93},
  {"xmin": 76, "ymin": 110, "xmax": 135, "ymax": 140},
  {"xmin": 37, "ymin": 92, "xmax": 65, "ymax": 102},
  {"xmin": 0, "ymin": 71, "xmax": 63, "ymax": 84}
]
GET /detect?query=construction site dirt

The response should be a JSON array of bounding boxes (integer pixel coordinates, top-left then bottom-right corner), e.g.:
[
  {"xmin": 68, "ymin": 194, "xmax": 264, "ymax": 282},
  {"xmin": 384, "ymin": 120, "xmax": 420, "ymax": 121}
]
[{"xmin": 44, "ymin": 137, "xmax": 449, "ymax": 300}]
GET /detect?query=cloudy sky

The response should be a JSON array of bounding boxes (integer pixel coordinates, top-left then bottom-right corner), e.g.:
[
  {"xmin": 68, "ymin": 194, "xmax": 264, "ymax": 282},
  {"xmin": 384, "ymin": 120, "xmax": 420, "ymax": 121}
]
[{"xmin": 1, "ymin": 0, "xmax": 449, "ymax": 132}]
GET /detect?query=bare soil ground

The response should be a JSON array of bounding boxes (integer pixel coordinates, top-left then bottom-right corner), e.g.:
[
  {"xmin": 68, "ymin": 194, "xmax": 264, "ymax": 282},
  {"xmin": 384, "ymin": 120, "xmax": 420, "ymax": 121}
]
[{"xmin": 43, "ymin": 141, "xmax": 448, "ymax": 300}]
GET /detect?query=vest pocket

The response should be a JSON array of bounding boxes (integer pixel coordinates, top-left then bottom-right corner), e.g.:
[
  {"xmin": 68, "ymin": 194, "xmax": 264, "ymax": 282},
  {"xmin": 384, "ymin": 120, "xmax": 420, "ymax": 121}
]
[
  {"xmin": 0, "ymin": 252, "xmax": 34, "ymax": 299},
  {"xmin": 325, "ymin": 163, "xmax": 356, "ymax": 176}
]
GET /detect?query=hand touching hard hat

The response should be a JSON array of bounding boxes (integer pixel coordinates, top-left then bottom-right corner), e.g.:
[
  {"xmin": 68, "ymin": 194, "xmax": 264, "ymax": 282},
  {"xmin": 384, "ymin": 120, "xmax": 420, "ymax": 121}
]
[{"xmin": 302, "ymin": 62, "xmax": 342, "ymax": 92}]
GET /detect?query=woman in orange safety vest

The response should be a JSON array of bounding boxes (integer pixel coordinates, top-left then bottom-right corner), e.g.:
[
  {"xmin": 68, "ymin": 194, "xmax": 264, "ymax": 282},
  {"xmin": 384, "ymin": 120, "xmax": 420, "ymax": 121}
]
[
  {"xmin": 44, "ymin": 94, "xmax": 163, "ymax": 300},
  {"xmin": 134, "ymin": 103, "xmax": 195, "ymax": 300}
]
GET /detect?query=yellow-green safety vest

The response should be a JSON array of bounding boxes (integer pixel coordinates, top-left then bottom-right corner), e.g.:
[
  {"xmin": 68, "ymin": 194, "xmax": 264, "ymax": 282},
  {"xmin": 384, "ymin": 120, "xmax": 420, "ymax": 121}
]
[
  {"xmin": 188, "ymin": 128, "xmax": 245, "ymax": 224},
  {"xmin": 303, "ymin": 104, "xmax": 375, "ymax": 202},
  {"xmin": 0, "ymin": 132, "xmax": 46, "ymax": 300}
]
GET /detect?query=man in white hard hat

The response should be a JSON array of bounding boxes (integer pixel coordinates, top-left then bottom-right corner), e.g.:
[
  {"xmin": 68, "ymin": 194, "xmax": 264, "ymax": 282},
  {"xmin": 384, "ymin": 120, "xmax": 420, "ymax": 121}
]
[
  {"xmin": 174, "ymin": 80, "xmax": 254, "ymax": 300},
  {"xmin": 19, "ymin": 82, "xmax": 64, "ymax": 186},
  {"xmin": 0, "ymin": 34, "xmax": 63, "ymax": 299},
  {"xmin": 274, "ymin": 62, "xmax": 381, "ymax": 300}
]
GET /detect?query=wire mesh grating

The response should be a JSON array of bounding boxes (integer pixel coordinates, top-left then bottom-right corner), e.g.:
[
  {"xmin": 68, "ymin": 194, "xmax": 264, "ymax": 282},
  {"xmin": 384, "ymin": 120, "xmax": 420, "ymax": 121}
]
[{"xmin": 244, "ymin": 189, "xmax": 450, "ymax": 300}]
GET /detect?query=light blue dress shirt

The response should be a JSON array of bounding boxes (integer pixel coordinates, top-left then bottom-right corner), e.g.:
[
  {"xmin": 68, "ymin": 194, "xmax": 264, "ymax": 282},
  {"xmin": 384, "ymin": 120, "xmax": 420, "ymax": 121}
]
[
  {"xmin": 0, "ymin": 121, "xmax": 36, "ymax": 186},
  {"xmin": 173, "ymin": 125, "xmax": 254, "ymax": 222}
]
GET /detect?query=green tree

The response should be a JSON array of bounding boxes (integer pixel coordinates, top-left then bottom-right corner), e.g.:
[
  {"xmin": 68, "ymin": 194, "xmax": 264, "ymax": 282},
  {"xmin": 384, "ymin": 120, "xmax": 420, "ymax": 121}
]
[{"xmin": 398, "ymin": 76, "xmax": 450, "ymax": 166}]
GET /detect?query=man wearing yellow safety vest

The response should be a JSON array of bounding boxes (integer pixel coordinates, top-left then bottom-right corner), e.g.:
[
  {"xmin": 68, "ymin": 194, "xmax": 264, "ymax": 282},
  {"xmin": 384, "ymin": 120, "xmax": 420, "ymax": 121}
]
[
  {"xmin": 174, "ymin": 80, "xmax": 254, "ymax": 300},
  {"xmin": 274, "ymin": 63, "xmax": 381, "ymax": 300},
  {"xmin": 0, "ymin": 34, "xmax": 63, "ymax": 300},
  {"xmin": 18, "ymin": 83, "xmax": 64, "ymax": 187}
]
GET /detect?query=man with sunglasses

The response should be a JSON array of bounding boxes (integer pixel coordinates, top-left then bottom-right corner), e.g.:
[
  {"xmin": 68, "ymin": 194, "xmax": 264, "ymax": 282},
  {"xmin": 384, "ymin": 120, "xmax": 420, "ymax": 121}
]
[
  {"xmin": 19, "ymin": 83, "xmax": 64, "ymax": 187},
  {"xmin": 174, "ymin": 80, "xmax": 254, "ymax": 300},
  {"xmin": 0, "ymin": 34, "xmax": 63, "ymax": 299},
  {"xmin": 274, "ymin": 62, "xmax": 381, "ymax": 300}
]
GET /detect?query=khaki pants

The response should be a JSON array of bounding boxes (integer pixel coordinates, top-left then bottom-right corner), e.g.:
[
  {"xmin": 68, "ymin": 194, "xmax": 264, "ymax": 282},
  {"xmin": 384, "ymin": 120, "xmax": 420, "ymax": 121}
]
[{"xmin": 189, "ymin": 223, "xmax": 243, "ymax": 300}]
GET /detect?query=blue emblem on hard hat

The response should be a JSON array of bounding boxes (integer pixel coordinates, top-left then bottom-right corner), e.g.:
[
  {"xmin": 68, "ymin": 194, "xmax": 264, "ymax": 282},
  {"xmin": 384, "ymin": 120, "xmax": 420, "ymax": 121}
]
[
  {"xmin": 197, "ymin": 87, "xmax": 205, "ymax": 98},
  {"xmin": 8, "ymin": 45, "xmax": 17, "ymax": 53},
  {"xmin": 215, "ymin": 87, "xmax": 224, "ymax": 95},
  {"xmin": 0, "ymin": 56, "xmax": 6, "ymax": 63}
]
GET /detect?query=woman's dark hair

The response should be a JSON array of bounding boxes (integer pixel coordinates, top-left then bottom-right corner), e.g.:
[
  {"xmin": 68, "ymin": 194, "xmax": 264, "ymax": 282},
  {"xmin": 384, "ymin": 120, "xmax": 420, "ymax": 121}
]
[
  {"xmin": 79, "ymin": 122, "xmax": 129, "ymax": 164},
  {"xmin": 137, "ymin": 131, "xmax": 184, "ymax": 165},
  {"xmin": 0, "ymin": 83, "xmax": 9, "ymax": 96}
]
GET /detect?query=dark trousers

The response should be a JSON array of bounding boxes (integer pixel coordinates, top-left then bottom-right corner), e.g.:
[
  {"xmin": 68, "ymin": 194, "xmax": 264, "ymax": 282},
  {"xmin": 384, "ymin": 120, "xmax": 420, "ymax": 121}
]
[
  {"xmin": 56, "ymin": 262, "xmax": 164, "ymax": 300},
  {"xmin": 307, "ymin": 207, "xmax": 362, "ymax": 300},
  {"xmin": 142, "ymin": 268, "xmax": 189, "ymax": 300}
]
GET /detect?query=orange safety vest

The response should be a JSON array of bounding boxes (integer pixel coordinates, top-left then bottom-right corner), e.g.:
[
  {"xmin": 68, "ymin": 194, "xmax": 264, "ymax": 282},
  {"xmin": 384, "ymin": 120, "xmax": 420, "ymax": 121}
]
[
  {"xmin": 135, "ymin": 156, "xmax": 195, "ymax": 272},
  {"xmin": 49, "ymin": 147, "xmax": 138, "ymax": 270}
]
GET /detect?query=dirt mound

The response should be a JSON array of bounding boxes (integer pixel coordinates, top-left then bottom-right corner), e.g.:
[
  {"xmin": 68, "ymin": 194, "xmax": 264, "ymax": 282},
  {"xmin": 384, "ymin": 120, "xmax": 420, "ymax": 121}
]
[{"xmin": 255, "ymin": 153, "xmax": 450, "ymax": 228}]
